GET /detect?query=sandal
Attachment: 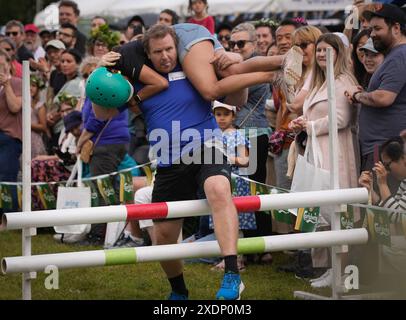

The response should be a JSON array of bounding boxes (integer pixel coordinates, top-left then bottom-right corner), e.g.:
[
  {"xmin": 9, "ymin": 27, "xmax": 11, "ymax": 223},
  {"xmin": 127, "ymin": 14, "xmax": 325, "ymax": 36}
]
[
  {"xmin": 283, "ymin": 45, "xmax": 303, "ymax": 87},
  {"xmin": 276, "ymin": 46, "xmax": 303, "ymax": 104}
]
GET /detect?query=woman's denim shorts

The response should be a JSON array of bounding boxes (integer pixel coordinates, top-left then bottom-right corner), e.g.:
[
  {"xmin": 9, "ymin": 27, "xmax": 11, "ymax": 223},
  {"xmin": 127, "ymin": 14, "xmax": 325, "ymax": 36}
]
[{"xmin": 173, "ymin": 23, "xmax": 223, "ymax": 63}]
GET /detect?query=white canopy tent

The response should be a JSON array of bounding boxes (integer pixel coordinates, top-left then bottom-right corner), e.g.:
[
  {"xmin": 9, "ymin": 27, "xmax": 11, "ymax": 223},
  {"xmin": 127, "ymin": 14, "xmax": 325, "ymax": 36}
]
[{"xmin": 35, "ymin": 0, "xmax": 354, "ymax": 27}]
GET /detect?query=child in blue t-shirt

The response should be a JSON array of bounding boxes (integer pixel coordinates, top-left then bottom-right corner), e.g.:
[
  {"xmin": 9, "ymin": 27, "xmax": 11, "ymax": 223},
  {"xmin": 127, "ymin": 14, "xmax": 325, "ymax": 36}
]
[{"xmin": 210, "ymin": 101, "xmax": 257, "ymax": 271}]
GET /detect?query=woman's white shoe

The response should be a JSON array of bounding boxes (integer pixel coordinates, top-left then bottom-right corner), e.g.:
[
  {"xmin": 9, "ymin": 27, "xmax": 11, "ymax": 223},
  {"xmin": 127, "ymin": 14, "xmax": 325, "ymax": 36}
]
[
  {"xmin": 310, "ymin": 268, "xmax": 332, "ymax": 283},
  {"xmin": 311, "ymin": 269, "xmax": 333, "ymax": 288}
]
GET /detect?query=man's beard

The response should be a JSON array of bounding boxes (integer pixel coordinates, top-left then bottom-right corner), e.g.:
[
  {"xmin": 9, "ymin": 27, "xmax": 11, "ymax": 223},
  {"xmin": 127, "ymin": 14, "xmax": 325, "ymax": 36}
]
[
  {"xmin": 372, "ymin": 31, "xmax": 393, "ymax": 54},
  {"xmin": 25, "ymin": 42, "xmax": 37, "ymax": 52}
]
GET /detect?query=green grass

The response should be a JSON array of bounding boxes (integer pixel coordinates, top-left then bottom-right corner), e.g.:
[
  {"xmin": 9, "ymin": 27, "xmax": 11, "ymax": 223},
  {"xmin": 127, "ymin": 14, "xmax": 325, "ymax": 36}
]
[{"xmin": 0, "ymin": 230, "xmax": 323, "ymax": 300}]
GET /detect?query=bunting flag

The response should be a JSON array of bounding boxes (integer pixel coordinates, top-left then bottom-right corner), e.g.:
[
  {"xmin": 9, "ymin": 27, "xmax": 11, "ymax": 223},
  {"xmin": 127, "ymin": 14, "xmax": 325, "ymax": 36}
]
[
  {"xmin": 36, "ymin": 184, "xmax": 57, "ymax": 210},
  {"xmin": 367, "ymin": 207, "xmax": 391, "ymax": 246},
  {"xmin": 0, "ymin": 184, "xmax": 13, "ymax": 210},
  {"xmin": 142, "ymin": 165, "xmax": 154, "ymax": 186},
  {"xmin": 266, "ymin": 187, "xmax": 293, "ymax": 224},
  {"xmin": 341, "ymin": 205, "xmax": 355, "ymax": 230},
  {"xmin": 295, "ymin": 207, "xmax": 320, "ymax": 232},
  {"xmin": 119, "ymin": 171, "xmax": 134, "ymax": 204},
  {"xmin": 83, "ymin": 180, "xmax": 100, "ymax": 207},
  {"xmin": 273, "ymin": 209, "xmax": 294, "ymax": 225},
  {"xmin": 97, "ymin": 176, "xmax": 117, "ymax": 205},
  {"xmin": 17, "ymin": 185, "xmax": 22, "ymax": 210}
]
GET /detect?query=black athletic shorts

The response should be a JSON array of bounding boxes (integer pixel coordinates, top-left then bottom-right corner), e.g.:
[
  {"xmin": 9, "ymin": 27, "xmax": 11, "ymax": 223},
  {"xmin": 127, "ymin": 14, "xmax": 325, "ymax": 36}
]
[{"xmin": 152, "ymin": 145, "xmax": 231, "ymax": 222}]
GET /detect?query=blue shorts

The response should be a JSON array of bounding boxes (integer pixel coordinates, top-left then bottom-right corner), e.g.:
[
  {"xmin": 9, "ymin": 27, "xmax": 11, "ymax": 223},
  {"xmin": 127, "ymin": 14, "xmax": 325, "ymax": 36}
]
[{"xmin": 173, "ymin": 23, "xmax": 223, "ymax": 64}]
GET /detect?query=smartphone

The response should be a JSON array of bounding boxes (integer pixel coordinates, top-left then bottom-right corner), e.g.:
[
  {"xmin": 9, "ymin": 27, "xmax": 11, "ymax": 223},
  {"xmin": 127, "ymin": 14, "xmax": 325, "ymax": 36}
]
[{"xmin": 132, "ymin": 24, "xmax": 144, "ymax": 37}]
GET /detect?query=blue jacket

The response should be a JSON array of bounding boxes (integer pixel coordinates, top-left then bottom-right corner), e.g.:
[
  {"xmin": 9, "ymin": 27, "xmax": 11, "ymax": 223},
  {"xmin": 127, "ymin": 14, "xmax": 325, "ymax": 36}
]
[{"xmin": 82, "ymin": 97, "xmax": 130, "ymax": 146}]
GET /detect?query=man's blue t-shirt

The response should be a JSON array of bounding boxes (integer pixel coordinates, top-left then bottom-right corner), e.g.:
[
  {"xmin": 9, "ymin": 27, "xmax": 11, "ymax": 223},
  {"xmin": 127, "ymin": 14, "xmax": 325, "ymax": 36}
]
[
  {"xmin": 134, "ymin": 65, "xmax": 221, "ymax": 166},
  {"xmin": 359, "ymin": 44, "xmax": 406, "ymax": 156}
]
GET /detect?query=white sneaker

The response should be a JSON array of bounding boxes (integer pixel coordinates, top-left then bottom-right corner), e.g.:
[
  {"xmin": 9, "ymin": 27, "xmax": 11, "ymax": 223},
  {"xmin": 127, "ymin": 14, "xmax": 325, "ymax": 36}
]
[
  {"xmin": 53, "ymin": 233, "xmax": 87, "ymax": 244},
  {"xmin": 311, "ymin": 269, "xmax": 333, "ymax": 288},
  {"xmin": 310, "ymin": 268, "xmax": 332, "ymax": 283}
]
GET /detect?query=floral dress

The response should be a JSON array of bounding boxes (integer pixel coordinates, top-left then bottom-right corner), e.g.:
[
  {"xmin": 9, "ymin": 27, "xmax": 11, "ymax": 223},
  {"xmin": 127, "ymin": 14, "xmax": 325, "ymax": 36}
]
[
  {"xmin": 31, "ymin": 101, "xmax": 47, "ymax": 158},
  {"xmin": 210, "ymin": 130, "xmax": 257, "ymax": 230}
]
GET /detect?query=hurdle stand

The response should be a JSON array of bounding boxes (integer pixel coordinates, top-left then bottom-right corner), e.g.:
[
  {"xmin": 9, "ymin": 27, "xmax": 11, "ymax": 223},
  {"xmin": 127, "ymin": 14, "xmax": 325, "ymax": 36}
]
[
  {"xmin": 21, "ymin": 61, "xmax": 36, "ymax": 300},
  {"xmin": 1, "ymin": 189, "xmax": 370, "ymax": 299}
]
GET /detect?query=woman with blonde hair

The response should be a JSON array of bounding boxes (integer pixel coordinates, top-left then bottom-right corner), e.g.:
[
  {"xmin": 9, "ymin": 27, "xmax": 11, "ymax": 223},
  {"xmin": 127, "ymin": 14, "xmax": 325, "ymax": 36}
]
[
  {"xmin": 286, "ymin": 25, "xmax": 322, "ymax": 115},
  {"xmin": 289, "ymin": 33, "xmax": 359, "ymax": 287}
]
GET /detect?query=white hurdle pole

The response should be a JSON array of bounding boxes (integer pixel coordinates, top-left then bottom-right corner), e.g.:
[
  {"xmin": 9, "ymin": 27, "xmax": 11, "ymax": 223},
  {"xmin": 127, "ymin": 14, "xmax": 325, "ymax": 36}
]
[
  {"xmin": 1, "ymin": 188, "xmax": 369, "ymax": 230},
  {"xmin": 327, "ymin": 47, "xmax": 343, "ymax": 299},
  {"xmin": 21, "ymin": 61, "xmax": 36, "ymax": 300},
  {"xmin": 1, "ymin": 229, "xmax": 369, "ymax": 275}
]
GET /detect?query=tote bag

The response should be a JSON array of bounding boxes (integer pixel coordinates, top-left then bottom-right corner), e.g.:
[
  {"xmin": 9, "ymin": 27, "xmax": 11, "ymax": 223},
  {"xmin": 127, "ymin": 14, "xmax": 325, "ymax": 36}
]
[
  {"xmin": 54, "ymin": 159, "xmax": 91, "ymax": 235},
  {"xmin": 291, "ymin": 122, "xmax": 333, "ymax": 226},
  {"xmin": 291, "ymin": 122, "xmax": 331, "ymax": 193}
]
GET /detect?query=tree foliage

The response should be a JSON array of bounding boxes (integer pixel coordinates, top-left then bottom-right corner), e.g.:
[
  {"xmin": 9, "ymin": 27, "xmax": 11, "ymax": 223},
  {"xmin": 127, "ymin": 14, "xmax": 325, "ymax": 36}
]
[{"xmin": 0, "ymin": 0, "xmax": 55, "ymax": 25}]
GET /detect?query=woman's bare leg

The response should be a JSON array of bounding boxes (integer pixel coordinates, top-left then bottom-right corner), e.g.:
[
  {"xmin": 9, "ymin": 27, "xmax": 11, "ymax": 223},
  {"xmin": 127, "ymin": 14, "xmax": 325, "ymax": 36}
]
[
  {"xmin": 221, "ymin": 55, "xmax": 284, "ymax": 78},
  {"xmin": 182, "ymin": 41, "xmax": 273, "ymax": 101}
]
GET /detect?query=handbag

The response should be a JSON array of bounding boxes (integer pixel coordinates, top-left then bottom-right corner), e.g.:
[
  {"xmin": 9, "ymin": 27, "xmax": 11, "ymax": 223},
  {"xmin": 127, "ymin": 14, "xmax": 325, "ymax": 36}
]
[
  {"xmin": 268, "ymin": 130, "xmax": 286, "ymax": 155},
  {"xmin": 291, "ymin": 122, "xmax": 330, "ymax": 192},
  {"xmin": 80, "ymin": 119, "xmax": 112, "ymax": 164}
]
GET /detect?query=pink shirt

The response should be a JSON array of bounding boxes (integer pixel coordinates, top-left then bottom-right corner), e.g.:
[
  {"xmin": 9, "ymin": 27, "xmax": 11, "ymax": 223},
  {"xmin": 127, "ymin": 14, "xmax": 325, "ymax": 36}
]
[
  {"xmin": 12, "ymin": 60, "xmax": 22, "ymax": 78},
  {"xmin": 188, "ymin": 16, "xmax": 215, "ymax": 34},
  {"xmin": 0, "ymin": 77, "xmax": 22, "ymax": 140}
]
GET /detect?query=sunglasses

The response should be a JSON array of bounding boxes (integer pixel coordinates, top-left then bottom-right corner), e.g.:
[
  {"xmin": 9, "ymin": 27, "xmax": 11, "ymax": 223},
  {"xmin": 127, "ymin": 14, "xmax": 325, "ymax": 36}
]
[
  {"xmin": 228, "ymin": 40, "xmax": 253, "ymax": 50},
  {"xmin": 5, "ymin": 31, "xmax": 20, "ymax": 37},
  {"xmin": 218, "ymin": 35, "xmax": 230, "ymax": 41},
  {"xmin": 57, "ymin": 31, "xmax": 74, "ymax": 38},
  {"xmin": 297, "ymin": 42, "xmax": 311, "ymax": 50}
]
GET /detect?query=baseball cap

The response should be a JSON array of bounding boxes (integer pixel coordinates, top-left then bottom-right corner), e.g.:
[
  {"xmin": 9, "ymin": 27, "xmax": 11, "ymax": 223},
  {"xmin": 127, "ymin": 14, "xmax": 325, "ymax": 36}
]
[
  {"xmin": 363, "ymin": 3, "xmax": 406, "ymax": 25},
  {"xmin": 333, "ymin": 32, "xmax": 350, "ymax": 48},
  {"xmin": 45, "ymin": 39, "xmax": 66, "ymax": 51},
  {"xmin": 212, "ymin": 100, "xmax": 237, "ymax": 113},
  {"xmin": 360, "ymin": 38, "xmax": 378, "ymax": 54},
  {"xmin": 39, "ymin": 29, "xmax": 51, "ymax": 37},
  {"xmin": 63, "ymin": 111, "xmax": 82, "ymax": 133},
  {"xmin": 24, "ymin": 24, "xmax": 40, "ymax": 34}
]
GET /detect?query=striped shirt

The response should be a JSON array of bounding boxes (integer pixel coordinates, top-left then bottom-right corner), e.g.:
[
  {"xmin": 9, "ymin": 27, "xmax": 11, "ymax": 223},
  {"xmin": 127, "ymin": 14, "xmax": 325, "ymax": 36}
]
[{"xmin": 380, "ymin": 179, "xmax": 406, "ymax": 224}]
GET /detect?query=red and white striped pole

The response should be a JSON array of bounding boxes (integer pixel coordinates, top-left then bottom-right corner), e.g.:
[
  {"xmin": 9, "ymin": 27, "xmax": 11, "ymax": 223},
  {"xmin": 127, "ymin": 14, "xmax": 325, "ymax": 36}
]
[{"xmin": 1, "ymin": 188, "xmax": 368, "ymax": 231}]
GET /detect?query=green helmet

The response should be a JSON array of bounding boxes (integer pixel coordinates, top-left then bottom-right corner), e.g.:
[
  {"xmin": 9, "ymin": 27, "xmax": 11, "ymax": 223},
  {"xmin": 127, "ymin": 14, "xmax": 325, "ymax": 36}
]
[{"xmin": 85, "ymin": 67, "xmax": 134, "ymax": 109}]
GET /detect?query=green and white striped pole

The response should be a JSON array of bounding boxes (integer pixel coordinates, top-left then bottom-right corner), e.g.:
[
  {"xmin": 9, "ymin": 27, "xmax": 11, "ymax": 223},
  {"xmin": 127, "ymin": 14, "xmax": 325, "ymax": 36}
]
[{"xmin": 2, "ymin": 229, "xmax": 368, "ymax": 274}]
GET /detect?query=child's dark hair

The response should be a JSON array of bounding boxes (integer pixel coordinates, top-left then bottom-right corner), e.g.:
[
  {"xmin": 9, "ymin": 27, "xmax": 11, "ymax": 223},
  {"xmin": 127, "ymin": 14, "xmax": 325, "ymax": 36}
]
[
  {"xmin": 62, "ymin": 48, "xmax": 82, "ymax": 64},
  {"xmin": 380, "ymin": 136, "xmax": 405, "ymax": 161},
  {"xmin": 188, "ymin": 0, "xmax": 208, "ymax": 12}
]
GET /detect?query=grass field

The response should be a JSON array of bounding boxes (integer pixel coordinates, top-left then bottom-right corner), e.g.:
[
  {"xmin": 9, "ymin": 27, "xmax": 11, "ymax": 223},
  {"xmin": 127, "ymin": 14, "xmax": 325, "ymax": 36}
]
[{"xmin": 0, "ymin": 230, "xmax": 326, "ymax": 300}]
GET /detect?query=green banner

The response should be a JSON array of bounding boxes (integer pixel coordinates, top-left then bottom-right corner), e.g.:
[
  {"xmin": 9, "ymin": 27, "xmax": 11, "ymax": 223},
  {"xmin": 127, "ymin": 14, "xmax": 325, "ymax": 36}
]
[
  {"xmin": 83, "ymin": 180, "xmax": 100, "ymax": 207},
  {"xmin": 273, "ymin": 209, "xmax": 293, "ymax": 225},
  {"xmin": 367, "ymin": 207, "xmax": 391, "ymax": 246},
  {"xmin": 36, "ymin": 184, "xmax": 57, "ymax": 210},
  {"xmin": 97, "ymin": 176, "xmax": 117, "ymax": 205},
  {"xmin": 119, "ymin": 171, "xmax": 134, "ymax": 204},
  {"xmin": 0, "ymin": 184, "xmax": 13, "ymax": 210},
  {"xmin": 341, "ymin": 205, "xmax": 354, "ymax": 230},
  {"xmin": 295, "ymin": 207, "xmax": 320, "ymax": 233}
]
